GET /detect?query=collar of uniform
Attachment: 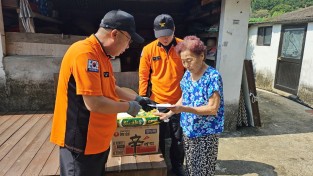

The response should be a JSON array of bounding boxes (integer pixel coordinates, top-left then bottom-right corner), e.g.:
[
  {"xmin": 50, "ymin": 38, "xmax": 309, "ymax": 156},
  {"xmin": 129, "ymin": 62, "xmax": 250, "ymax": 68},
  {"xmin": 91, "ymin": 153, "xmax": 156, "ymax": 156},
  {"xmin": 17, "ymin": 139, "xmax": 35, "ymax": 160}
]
[
  {"xmin": 92, "ymin": 34, "xmax": 114, "ymax": 59},
  {"xmin": 157, "ymin": 37, "xmax": 178, "ymax": 47}
]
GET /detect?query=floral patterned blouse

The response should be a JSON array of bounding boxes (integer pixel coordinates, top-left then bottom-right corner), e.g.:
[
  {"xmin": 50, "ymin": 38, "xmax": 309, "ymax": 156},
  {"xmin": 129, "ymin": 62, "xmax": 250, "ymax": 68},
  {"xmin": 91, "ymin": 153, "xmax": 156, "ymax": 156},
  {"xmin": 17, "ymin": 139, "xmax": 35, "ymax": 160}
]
[{"xmin": 180, "ymin": 66, "xmax": 224, "ymax": 138}]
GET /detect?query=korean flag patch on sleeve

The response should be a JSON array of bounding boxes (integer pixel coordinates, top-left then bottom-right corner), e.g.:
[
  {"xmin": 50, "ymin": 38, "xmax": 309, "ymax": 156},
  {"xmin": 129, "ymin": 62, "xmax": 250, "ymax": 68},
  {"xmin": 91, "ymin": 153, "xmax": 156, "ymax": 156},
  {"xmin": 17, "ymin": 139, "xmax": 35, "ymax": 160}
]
[{"xmin": 87, "ymin": 59, "xmax": 99, "ymax": 72}]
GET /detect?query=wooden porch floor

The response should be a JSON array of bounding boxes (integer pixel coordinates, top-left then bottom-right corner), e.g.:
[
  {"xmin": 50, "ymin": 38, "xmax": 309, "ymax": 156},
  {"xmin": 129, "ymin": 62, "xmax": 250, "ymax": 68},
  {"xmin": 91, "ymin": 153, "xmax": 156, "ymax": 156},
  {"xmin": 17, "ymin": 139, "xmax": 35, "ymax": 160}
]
[{"xmin": 0, "ymin": 112, "xmax": 166, "ymax": 176}]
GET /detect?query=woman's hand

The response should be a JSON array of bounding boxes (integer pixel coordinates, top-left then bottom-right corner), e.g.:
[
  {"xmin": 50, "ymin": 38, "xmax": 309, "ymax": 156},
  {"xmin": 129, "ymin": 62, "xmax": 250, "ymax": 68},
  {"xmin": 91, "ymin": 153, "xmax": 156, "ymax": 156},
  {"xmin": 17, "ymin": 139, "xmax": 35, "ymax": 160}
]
[
  {"xmin": 153, "ymin": 112, "xmax": 171, "ymax": 121},
  {"xmin": 168, "ymin": 105, "xmax": 184, "ymax": 114}
]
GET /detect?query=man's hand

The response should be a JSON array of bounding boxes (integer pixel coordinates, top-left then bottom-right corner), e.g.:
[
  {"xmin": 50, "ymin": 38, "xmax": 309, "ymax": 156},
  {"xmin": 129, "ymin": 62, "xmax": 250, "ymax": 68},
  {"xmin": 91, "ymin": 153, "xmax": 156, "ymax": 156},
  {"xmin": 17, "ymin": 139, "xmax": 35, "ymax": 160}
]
[
  {"xmin": 135, "ymin": 95, "xmax": 155, "ymax": 112},
  {"xmin": 127, "ymin": 101, "xmax": 142, "ymax": 117}
]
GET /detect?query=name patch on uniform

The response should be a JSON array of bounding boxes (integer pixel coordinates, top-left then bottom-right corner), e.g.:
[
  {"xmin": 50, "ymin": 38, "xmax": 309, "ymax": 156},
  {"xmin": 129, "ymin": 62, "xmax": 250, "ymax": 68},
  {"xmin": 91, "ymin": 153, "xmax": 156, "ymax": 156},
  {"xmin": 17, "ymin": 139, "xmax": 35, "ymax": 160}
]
[
  {"xmin": 103, "ymin": 72, "xmax": 110, "ymax": 77},
  {"xmin": 87, "ymin": 59, "xmax": 99, "ymax": 72},
  {"xmin": 152, "ymin": 56, "xmax": 161, "ymax": 61}
]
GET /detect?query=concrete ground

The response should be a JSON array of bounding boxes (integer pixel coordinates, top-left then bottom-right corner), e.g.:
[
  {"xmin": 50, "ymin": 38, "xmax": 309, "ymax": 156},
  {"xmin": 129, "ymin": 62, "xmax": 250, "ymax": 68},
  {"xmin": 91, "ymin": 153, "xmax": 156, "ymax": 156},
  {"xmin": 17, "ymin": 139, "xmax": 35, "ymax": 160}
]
[{"xmin": 217, "ymin": 89, "xmax": 313, "ymax": 176}]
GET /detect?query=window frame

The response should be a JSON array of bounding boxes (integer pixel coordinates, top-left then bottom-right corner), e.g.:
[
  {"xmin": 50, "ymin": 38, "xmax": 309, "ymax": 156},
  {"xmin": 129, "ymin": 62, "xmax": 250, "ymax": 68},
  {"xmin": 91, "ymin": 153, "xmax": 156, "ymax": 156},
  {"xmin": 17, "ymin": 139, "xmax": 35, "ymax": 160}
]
[{"xmin": 257, "ymin": 26, "xmax": 273, "ymax": 46}]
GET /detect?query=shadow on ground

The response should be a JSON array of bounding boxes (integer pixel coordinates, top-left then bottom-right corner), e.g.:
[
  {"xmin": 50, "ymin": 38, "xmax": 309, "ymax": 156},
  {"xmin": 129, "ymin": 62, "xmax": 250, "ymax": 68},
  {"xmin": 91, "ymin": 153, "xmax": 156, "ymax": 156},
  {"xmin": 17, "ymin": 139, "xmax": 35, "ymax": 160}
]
[
  {"xmin": 222, "ymin": 90, "xmax": 313, "ymax": 138},
  {"xmin": 216, "ymin": 160, "xmax": 277, "ymax": 176}
]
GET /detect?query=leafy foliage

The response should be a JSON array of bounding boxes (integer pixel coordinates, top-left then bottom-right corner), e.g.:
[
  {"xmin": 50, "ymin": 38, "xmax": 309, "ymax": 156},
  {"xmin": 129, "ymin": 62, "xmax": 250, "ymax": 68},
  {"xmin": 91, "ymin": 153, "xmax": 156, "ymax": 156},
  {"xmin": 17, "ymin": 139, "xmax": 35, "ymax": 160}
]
[
  {"xmin": 251, "ymin": 9, "xmax": 270, "ymax": 18},
  {"xmin": 251, "ymin": 0, "xmax": 313, "ymax": 21},
  {"xmin": 249, "ymin": 17, "xmax": 267, "ymax": 23},
  {"xmin": 270, "ymin": 4, "xmax": 293, "ymax": 16}
]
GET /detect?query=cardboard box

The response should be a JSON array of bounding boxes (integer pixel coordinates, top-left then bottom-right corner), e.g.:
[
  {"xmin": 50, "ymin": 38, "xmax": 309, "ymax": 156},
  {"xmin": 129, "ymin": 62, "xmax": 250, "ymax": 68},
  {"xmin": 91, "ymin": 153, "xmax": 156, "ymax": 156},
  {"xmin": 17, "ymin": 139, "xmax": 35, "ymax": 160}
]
[{"xmin": 110, "ymin": 125, "xmax": 159, "ymax": 157}]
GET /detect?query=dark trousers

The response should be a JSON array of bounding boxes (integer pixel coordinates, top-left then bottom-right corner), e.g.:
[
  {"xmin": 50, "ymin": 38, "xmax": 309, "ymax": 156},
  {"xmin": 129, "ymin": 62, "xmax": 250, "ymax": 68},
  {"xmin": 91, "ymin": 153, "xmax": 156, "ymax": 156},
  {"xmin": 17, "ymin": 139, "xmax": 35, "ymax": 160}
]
[
  {"xmin": 60, "ymin": 147, "xmax": 110, "ymax": 176},
  {"xmin": 159, "ymin": 112, "xmax": 185, "ymax": 175}
]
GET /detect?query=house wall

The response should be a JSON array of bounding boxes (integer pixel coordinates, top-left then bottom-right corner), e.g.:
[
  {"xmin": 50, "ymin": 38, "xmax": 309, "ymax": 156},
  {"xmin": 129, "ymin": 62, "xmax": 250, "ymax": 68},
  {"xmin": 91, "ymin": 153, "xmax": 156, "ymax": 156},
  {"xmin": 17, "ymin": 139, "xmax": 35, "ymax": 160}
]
[
  {"xmin": 1, "ymin": 56, "xmax": 62, "ymax": 111},
  {"xmin": 218, "ymin": 0, "xmax": 251, "ymax": 131},
  {"xmin": 246, "ymin": 24, "xmax": 281, "ymax": 91},
  {"xmin": 247, "ymin": 23, "xmax": 313, "ymax": 107},
  {"xmin": 298, "ymin": 22, "xmax": 313, "ymax": 107},
  {"xmin": 0, "ymin": 32, "xmax": 80, "ymax": 111}
]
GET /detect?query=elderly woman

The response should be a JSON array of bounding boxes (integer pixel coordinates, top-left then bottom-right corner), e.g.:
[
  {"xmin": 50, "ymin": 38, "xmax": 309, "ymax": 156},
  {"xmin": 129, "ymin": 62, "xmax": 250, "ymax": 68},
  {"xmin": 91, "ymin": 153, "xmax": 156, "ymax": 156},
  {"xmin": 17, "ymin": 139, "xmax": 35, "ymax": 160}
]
[{"xmin": 155, "ymin": 36, "xmax": 224, "ymax": 176}]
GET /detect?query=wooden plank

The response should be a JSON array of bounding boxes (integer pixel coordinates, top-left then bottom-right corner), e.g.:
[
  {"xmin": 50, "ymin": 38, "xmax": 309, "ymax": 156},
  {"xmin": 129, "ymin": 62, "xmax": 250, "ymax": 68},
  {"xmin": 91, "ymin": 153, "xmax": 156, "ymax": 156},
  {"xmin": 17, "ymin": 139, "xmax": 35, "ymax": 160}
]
[
  {"xmin": 0, "ymin": 112, "xmax": 26, "ymax": 135},
  {"xmin": 22, "ymin": 134, "xmax": 55, "ymax": 175},
  {"xmin": 145, "ymin": 169, "xmax": 167, "ymax": 176},
  {"xmin": 136, "ymin": 155, "xmax": 152, "ymax": 170},
  {"xmin": 6, "ymin": 42, "xmax": 70, "ymax": 57},
  {"xmin": 121, "ymin": 156, "xmax": 137, "ymax": 171},
  {"xmin": 106, "ymin": 154, "xmax": 166, "ymax": 176},
  {"xmin": 5, "ymin": 118, "xmax": 52, "ymax": 176},
  {"xmin": 149, "ymin": 154, "xmax": 167, "ymax": 176},
  {"xmin": 6, "ymin": 32, "xmax": 85, "ymax": 45},
  {"xmin": 0, "ymin": 113, "xmax": 51, "ymax": 175},
  {"xmin": 244, "ymin": 60, "xmax": 261, "ymax": 127},
  {"xmin": 0, "ymin": 112, "xmax": 17, "ymax": 131},
  {"xmin": 128, "ymin": 169, "xmax": 167, "ymax": 176},
  {"xmin": 0, "ymin": 114, "xmax": 37, "ymax": 148},
  {"xmin": 106, "ymin": 156, "xmax": 122, "ymax": 172},
  {"xmin": 105, "ymin": 170, "xmax": 125, "ymax": 176},
  {"xmin": 5, "ymin": 31, "xmax": 85, "ymax": 57},
  {"xmin": 149, "ymin": 154, "xmax": 167, "ymax": 169},
  {"xmin": 39, "ymin": 145, "xmax": 59, "ymax": 175},
  {"xmin": 242, "ymin": 65, "xmax": 254, "ymax": 126}
]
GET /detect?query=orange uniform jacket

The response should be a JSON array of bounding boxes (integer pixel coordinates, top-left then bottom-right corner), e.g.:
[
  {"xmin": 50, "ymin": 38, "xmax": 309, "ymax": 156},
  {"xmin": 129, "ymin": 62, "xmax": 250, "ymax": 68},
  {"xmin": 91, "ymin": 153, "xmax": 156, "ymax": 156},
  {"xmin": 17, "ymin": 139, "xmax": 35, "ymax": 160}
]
[
  {"xmin": 50, "ymin": 35, "xmax": 119, "ymax": 155},
  {"xmin": 139, "ymin": 38, "xmax": 184, "ymax": 104}
]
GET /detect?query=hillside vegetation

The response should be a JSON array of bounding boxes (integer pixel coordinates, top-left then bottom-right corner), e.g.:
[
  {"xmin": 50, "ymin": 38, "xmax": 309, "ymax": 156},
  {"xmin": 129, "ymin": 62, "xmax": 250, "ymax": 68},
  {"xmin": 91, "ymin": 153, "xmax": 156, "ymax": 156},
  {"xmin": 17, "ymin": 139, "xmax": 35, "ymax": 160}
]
[{"xmin": 250, "ymin": 0, "xmax": 313, "ymax": 22}]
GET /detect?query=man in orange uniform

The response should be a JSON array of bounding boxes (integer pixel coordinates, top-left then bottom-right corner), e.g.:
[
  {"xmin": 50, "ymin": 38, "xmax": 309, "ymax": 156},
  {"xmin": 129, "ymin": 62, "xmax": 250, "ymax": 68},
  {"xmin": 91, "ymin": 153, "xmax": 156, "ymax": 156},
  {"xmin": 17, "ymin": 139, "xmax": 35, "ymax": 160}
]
[
  {"xmin": 50, "ymin": 10, "xmax": 153, "ymax": 176},
  {"xmin": 139, "ymin": 14, "xmax": 185, "ymax": 176}
]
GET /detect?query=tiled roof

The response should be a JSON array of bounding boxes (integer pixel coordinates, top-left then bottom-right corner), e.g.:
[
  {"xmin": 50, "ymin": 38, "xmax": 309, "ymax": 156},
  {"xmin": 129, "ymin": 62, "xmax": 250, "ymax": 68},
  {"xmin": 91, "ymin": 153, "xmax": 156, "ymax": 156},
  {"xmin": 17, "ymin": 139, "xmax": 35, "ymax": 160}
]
[{"xmin": 270, "ymin": 5, "xmax": 313, "ymax": 23}]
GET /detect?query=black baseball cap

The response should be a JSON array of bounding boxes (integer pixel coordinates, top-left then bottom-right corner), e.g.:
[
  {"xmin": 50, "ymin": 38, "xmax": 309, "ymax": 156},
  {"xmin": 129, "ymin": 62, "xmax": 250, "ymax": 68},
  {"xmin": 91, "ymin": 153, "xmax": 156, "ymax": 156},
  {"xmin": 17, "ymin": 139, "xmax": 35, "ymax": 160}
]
[
  {"xmin": 153, "ymin": 14, "xmax": 175, "ymax": 38},
  {"xmin": 100, "ymin": 10, "xmax": 144, "ymax": 43}
]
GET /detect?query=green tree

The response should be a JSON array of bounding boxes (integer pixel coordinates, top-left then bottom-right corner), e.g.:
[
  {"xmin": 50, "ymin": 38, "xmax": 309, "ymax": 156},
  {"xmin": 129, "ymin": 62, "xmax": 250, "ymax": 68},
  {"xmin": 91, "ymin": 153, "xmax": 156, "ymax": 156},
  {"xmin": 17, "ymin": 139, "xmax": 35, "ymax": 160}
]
[
  {"xmin": 251, "ymin": 9, "xmax": 270, "ymax": 18},
  {"xmin": 285, "ymin": 0, "xmax": 313, "ymax": 8},
  {"xmin": 270, "ymin": 4, "xmax": 293, "ymax": 16},
  {"xmin": 252, "ymin": 0, "xmax": 283, "ymax": 12},
  {"xmin": 252, "ymin": 0, "xmax": 313, "ymax": 12},
  {"xmin": 251, "ymin": 0, "xmax": 313, "ymax": 20}
]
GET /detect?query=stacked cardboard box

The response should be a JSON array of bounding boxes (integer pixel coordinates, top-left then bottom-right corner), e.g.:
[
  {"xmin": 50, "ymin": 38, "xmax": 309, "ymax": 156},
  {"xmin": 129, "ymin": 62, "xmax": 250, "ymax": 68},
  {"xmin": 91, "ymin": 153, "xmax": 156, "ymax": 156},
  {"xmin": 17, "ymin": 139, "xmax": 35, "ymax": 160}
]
[{"xmin": 110, "ymin": 111, "xmax": 160, "ymax": 157}]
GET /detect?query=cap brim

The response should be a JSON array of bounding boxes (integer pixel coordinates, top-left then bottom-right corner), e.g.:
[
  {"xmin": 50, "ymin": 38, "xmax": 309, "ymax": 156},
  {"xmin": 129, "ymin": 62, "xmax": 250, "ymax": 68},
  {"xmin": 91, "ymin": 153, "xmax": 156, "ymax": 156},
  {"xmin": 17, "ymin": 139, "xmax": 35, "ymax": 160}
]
[
  {"xmin": 154, "ymin": 29, "xmax": 174, "ymax": 38},
  {"xmin": 130, "ymin": 32, "xmax": 144, "ymax": 44}
]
